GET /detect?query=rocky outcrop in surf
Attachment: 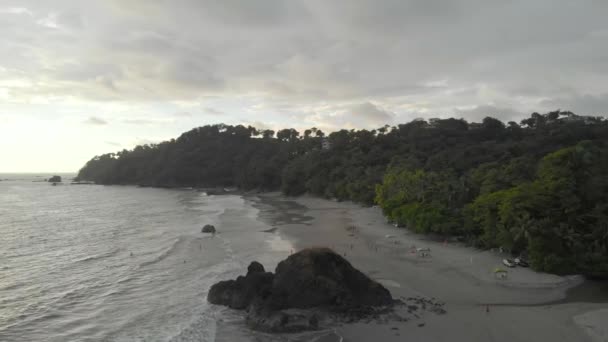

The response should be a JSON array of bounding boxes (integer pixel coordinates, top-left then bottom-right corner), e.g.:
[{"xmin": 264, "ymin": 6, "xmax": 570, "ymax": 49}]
[
  {"xmin": 201, "ymin": 224, "xmax": 216, "ymax": 233},
  {"xmin": 207, "ymin": 248, "xmax": 393, "ymax": 332},
  {"xmin": 207, "ymin": 261, "xmax": 274, "ymax": 310},
  {"xmin": 48, "ymin": 175, "xmax": 62, "ymax": 183}
]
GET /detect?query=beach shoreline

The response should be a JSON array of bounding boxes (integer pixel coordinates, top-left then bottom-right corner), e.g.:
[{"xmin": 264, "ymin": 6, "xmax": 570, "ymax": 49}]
[{"xmin": 250, "ymin": 192, "xmax": 608, "ymax": 342}]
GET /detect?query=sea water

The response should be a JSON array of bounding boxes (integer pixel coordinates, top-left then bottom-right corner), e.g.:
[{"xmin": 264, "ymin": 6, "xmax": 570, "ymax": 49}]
[{"xmin": 0, "ymin": 175, "xmax": 294, "ymax": 342}]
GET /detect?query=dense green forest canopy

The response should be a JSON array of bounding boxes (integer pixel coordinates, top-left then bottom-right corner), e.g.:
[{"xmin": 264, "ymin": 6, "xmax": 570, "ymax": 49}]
[{"xmin": 78, "ymin": 111, "xmax": 608, "ymax": 277}]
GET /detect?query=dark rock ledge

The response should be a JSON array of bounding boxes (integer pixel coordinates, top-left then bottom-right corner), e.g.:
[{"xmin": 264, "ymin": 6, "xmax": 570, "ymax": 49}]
[{"xmin": 207, "ymin": 248, "xmax": 394, "ymax": 332}]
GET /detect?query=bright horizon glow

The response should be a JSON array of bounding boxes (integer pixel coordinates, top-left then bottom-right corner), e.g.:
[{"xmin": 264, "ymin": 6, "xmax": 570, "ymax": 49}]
[{"xmin": 1, "ymin": 1, "xmax": 607, "ymax": 172}]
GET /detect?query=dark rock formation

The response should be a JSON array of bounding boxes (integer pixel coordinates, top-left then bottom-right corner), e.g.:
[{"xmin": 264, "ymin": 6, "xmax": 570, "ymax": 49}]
[
  {"xmin": 207, "ymin": 248, "xmax": 393, "ymax": 332},
  {"xmin": 48, "ymin": 175, "xmax": 62, "ymax": 183},
  {"xmin": 201, "ymin": 224, "xmax": 216, "ymax": 233},
  {"xmin": 270, "ymin": 248, "xmax": 392, "ymax": 309},
  {"xmin": 208, "ymin": 261, "xmax": 274, "ymax": 310},
  {"xmin": 247, "ymin": 261, "xmax": 265, "ymax": 274}
]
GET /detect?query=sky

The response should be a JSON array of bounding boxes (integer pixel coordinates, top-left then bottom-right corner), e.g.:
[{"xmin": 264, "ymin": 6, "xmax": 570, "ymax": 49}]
[{"xmin": 1, "ymin": 1, "xmax": 607, "ymax": 172}]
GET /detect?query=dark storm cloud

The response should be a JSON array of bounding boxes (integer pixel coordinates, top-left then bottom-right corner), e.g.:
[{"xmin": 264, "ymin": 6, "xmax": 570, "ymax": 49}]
[{"xmin": 2, "ymin": 0, "xmax": 607, "ymax": 121}]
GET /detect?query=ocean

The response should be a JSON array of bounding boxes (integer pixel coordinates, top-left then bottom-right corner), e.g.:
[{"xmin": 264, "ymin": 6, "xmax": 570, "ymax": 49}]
[{"xmin": 0, "ymin": 174, "xmax": 299, "ymax": 342}]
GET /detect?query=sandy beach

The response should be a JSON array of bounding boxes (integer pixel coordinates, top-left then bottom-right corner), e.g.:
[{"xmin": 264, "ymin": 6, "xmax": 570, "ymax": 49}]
[{"xmin": 251, "ymin": 193, "xmax": 608, "ymax": 342}]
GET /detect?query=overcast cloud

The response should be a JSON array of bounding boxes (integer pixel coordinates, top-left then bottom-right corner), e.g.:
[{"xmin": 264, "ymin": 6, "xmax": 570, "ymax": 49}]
[
  {"xmin": 1, "ymin": 1, "xmax": 607, "ymax": 171},
  {"xmin": 84, "ymin": 116, "xmax": 108, "ymax": 125}
]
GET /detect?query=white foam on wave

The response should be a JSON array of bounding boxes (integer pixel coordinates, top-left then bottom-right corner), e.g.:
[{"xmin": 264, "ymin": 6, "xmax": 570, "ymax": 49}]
[
  {"xmin": 163, "ymin": 253, "xmax": 246, "ymax": 342},
  {"xmin": 168, "ymin": 303, "xmax": 218, "ymax": 342},
  {"xmin": 138, "ymin": 236, "xmax": 185, "ymax": 268},
  {"xmin": 73, "ymin": 248, "xmax": 121, "ymax": 263},
  {"xmin": 266, "ymin": 234, "xmax": 294, "ymax": 253}
]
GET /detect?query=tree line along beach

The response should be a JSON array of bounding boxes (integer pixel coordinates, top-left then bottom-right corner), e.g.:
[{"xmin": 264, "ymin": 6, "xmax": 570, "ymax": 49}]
[{"xmin": 77, "ymin": 111, "xmax": 608, "ymax": 279}]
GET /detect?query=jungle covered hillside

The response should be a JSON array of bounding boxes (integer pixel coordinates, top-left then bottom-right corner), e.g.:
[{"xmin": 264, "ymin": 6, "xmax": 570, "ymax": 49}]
[{"xmin": 78, "ymin": 111, "xmax": 608, "ymax": 277}]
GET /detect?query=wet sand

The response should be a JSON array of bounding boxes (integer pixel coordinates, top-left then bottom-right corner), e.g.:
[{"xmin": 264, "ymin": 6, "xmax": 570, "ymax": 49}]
[{"xmin": 251, "ymin": 193, "xmax": 608, "ymax": 342}]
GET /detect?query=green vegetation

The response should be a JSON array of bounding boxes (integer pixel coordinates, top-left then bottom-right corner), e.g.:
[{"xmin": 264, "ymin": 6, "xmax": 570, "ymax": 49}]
[
  {"xmin": 462, "ymin": 142, "xmax": 608, "ymax": 276},
  {"xmin": 78, "ymin": 111, "xmax": 608, "ymax": 277}
]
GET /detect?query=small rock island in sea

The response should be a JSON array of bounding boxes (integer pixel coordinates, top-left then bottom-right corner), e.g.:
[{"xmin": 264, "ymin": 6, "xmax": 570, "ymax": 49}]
[
  {"xmin": 48, "ymin": 175, "xmax": 62, "ymax": 183},
  {"xmin": 207, "ymin": 248, "xmax": 393, "ymax": 332},
  {"xmin": 201, "ymin": 224, "xmax": 216, "ymax": 233}
]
